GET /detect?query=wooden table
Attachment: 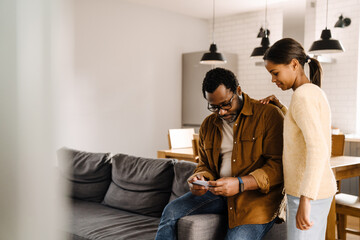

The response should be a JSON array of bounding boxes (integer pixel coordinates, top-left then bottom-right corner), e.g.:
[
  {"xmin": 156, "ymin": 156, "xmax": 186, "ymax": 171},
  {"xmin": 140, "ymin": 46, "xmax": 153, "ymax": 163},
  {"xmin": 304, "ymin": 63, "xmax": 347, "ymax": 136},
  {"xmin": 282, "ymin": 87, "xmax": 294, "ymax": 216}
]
[
  {"xmin": 327, "ymin": 156, "xmax": 360, "ymax": 239},
  {"xmin": 157, "ymin": 147, "xmax": 196, "ymax": 162}
]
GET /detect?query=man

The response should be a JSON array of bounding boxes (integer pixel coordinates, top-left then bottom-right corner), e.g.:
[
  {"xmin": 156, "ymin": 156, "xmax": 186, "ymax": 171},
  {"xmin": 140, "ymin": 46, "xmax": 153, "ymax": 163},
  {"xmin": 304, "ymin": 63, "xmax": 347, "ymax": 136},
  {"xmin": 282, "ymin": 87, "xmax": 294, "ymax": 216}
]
[{"xmin": 155, "ymin": 68, "xmax": 285, "ymax": 240}]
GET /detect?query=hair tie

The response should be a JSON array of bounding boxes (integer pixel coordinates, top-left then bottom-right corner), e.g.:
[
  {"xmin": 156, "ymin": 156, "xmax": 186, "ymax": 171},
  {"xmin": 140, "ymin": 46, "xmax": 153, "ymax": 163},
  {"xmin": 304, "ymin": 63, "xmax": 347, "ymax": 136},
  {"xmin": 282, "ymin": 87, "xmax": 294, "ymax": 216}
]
[{"xmin": 305, "ymin": 55, "xmax": 311, "ymax": 63}]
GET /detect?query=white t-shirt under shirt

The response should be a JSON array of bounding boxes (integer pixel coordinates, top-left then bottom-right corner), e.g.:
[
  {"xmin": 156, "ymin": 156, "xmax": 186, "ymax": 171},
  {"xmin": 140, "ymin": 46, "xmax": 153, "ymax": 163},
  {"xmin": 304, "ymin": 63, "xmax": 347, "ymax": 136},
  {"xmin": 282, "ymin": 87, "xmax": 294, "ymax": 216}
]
[{"xmin": 220, "ymin": 120, "xmax": 234, "ymax": 177}]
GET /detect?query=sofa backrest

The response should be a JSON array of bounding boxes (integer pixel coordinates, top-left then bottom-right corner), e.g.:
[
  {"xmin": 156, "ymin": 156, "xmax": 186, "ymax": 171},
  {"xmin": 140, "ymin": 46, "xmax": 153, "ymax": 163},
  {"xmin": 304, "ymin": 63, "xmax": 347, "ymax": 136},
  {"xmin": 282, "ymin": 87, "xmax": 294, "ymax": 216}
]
[
  {"xmin": 170, "ymin": 160, "xmax": 197, "ymax": 202},
  {"xmin": 102, "ymin": 153, "xmax": 176, "ymax": 217},
  {"xmin": 58, "ymin": 147, "xmax": 198, "ymax": 217},
  {"xmin": 57, "ymin": 147, "xmax": 112, "ymax": 203}
]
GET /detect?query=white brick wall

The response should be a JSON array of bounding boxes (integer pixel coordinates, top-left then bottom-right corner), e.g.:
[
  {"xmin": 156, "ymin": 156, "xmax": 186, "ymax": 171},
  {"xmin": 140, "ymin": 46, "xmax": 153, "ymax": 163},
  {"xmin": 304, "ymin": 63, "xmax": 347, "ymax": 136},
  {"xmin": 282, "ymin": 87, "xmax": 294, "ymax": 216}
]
[
  {"xmin": 212, "ymin": 6, "xmax": 293, "ymax": 108},
  {"xmin": 210, "ymin": 0, "xmax": 360, "ymax": 134},
  {"xmin": 312, "ymin": 0, "xmax": 360, "ymax": 133}
]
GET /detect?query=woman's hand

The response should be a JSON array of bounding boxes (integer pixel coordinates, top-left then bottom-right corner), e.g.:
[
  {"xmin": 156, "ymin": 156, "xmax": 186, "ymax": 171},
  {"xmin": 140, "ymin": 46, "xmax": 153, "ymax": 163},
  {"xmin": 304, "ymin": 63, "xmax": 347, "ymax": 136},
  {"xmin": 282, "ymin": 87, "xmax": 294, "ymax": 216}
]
[
  {"xmin": 259, "ymin": 95, "xmax": 282, "ymax": 108},
  {"xmin": 188, "ymin": 175, "xmax": 208, "ymax": 196},
  {"xmin": 296, "ymin": 196, "xmax": 314, "ymax": 230}
]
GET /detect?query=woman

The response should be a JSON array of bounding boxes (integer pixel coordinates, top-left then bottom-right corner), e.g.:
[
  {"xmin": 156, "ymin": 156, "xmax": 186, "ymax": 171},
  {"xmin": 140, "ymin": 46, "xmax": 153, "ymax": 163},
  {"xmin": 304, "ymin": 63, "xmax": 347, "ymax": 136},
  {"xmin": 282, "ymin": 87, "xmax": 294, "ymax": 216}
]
[{"xmin": 261, "ymin": 38, "xmax": 337, "ymax": 239}]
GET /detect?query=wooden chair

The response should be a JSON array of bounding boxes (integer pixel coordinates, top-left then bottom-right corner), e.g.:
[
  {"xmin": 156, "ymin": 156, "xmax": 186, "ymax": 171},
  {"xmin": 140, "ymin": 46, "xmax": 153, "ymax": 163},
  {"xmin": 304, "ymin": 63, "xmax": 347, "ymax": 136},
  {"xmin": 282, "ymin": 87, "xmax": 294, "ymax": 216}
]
[
  {"xmin": 332, "ymin": 134, "xmax": 345, "ymax": 157},
  {"xmin": 168, "ymin": 128, "xmax": 195, "ymax": 149},
  {"xmin": 192, "ymin": 133, "xmax": 199, "ymax": 162},
  {"xmin": 333, "ymin": 133, "xmax": 360, "ymax": 240},
  {"xmin": 332, "ymin": 134, "xmax": 345, "ymax": 192},
  {"xmin": 335, "ymin": 187, "xmax": 360, "ymax": 240}
]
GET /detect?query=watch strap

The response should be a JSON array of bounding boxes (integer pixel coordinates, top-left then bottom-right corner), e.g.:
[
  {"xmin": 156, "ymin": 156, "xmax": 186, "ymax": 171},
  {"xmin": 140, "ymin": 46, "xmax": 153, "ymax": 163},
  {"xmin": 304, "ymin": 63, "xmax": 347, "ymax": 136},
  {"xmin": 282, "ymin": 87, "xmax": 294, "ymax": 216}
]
[{"xmin": 237, "ymin": 177, "xmax": 244, "ymax": 193}]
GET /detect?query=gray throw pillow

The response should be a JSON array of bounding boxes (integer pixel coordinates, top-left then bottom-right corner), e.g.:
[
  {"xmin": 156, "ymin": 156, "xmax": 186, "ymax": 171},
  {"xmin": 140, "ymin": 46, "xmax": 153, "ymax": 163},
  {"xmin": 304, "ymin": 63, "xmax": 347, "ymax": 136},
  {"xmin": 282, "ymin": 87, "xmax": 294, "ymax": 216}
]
[
  {"xmin": 103, "ymin": 153, "xmax": 175, "ymax": 217},
  {"xmin": 57, "ymin": 147, "xmax": 111, "ymax": 203},
  {"xmin": 169, "ymin": 160, "xmax": 197, "ymax": 201}
]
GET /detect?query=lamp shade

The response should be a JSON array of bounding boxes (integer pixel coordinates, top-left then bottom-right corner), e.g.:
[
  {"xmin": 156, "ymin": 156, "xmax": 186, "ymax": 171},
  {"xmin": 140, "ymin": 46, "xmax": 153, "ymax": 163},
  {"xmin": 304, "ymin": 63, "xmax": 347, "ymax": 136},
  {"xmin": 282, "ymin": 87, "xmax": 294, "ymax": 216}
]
[
  {"xmin": 309, "ymin": 28, "xmax": 344, "ymax": 54},
  {"xmin": 200, "ymin": 43, "xmax": 227, "ymax": 65},
  {"xmin": 334, "ymin": 15, "xmax": 351, "ymax": 28},
  {"xmin": 250, "ymin": 36, "xmax": 270, "ymax": 58},
  {"xmin": 257, "ymin": 28, "xmax": 270, "ymax": 38}
]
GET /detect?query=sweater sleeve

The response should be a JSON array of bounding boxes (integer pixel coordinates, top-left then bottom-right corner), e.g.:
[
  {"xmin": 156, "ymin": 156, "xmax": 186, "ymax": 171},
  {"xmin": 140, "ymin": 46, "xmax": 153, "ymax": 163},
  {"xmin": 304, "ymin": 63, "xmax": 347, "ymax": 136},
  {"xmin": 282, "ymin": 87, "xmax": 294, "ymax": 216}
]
[{"xmin": 291, "ymin": 87, "xmax": 330, "ymax": 200}]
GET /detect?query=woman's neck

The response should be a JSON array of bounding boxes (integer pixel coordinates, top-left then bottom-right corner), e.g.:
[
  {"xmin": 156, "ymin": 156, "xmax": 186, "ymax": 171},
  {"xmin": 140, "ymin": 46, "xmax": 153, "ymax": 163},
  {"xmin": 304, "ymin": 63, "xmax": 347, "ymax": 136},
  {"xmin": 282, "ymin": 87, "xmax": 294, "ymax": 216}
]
[{"xmin": 292, "ymin": 72, "xmax": 310, "ymax": 91}]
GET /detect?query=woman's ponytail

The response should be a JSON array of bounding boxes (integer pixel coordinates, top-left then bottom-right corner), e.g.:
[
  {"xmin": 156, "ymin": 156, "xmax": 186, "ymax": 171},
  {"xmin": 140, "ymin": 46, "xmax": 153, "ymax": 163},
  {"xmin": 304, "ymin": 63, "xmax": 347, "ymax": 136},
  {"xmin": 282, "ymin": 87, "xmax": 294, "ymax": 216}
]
[
  {"xmin": 264, "ymin": 38, "xmax": 324, "ymax": 88},
  {"xmin": 308, "ymin": 57, "xmax": 322, "ymax": 88}
]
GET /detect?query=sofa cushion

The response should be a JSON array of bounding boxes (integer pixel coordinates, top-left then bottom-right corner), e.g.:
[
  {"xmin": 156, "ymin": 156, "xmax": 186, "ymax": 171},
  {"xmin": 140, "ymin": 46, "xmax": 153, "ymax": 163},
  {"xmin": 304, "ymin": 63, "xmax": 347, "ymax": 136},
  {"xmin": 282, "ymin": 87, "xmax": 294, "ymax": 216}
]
[
  {"xmin": 170, "ymin": 160, "xmax": 197, "ymax": 201},
  {"xmin": 67, "ymin": 199, "xmax": 160, "ymax": 240},
  {"xmin": 177, "ymin": 214, "xmax": 226, "ymax": 240},
  {"xmin": 103, "ymin": 154, "xmax": 175, "ymax": 217},
  {"xmin": 57, "ymin": 147, "xmax": 111, "ymax": 203}
]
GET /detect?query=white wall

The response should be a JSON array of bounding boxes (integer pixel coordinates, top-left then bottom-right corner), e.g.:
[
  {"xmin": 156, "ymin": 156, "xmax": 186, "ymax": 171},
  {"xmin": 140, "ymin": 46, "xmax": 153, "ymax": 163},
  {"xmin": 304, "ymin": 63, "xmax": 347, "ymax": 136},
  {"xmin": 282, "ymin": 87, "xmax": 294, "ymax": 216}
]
[
  {"xmin": 213, "ymin": 0, "xmax": 360, "ymax": 134},
  {"xmin": 55, "ymin": 0, "xmax": 209, "ymax": 157}
]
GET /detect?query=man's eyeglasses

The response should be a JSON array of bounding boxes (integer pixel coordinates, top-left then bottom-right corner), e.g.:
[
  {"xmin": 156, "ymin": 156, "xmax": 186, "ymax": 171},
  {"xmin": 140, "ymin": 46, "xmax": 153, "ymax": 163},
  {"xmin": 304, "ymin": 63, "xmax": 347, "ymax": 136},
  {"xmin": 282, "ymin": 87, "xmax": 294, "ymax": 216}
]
[{"xmin": 207, "ymin": 93, "xmax": 236, "ymax": 112}]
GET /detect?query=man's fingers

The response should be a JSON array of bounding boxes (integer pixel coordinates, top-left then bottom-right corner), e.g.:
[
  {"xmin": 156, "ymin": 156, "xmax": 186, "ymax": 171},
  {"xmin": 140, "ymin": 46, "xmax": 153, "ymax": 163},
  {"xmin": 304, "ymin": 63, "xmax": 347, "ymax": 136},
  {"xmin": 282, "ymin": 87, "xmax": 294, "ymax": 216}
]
[
  {"xmin": 208, "ymin": 181, "xmax": 217, "ymax": 187},
  {"xmin": 189, "ymin": 175, "xmax": 204, "ymax": 183},
  {"xmin": 196, "ymin": 174, "xmax": 202, "ymax": 180},
  {"xmin": 192, "ymin": 184, "xmax": 206, "ymax": 190},
  {"xmin": 209, "ymin": 188, "xmax": 221, "ymax": 195}
]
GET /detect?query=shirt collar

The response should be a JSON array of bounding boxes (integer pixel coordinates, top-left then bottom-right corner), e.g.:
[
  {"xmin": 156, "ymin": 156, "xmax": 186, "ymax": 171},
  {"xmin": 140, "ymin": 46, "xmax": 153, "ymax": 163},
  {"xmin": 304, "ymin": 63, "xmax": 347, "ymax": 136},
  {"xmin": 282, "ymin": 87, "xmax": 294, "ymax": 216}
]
[{"xmin": 239, "ymin": 93, "xmax": 253, "ymax": 117}]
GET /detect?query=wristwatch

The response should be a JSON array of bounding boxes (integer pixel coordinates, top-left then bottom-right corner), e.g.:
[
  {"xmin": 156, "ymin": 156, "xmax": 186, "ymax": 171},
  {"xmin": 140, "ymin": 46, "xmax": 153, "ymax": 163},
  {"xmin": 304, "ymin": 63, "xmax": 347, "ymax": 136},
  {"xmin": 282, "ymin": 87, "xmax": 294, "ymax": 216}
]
[{"xmin": 237, "ymin": 177, "xmax": 244, "ymax": 193}]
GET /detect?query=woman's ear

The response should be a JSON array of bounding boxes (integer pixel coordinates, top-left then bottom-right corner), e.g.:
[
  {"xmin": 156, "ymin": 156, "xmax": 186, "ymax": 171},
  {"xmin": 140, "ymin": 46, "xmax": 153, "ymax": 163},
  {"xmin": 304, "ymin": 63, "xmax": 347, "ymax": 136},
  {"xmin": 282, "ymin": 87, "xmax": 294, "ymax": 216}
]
[{"xmin": 291, "ymin": 58, "xmax": 299, "ymax": 71}]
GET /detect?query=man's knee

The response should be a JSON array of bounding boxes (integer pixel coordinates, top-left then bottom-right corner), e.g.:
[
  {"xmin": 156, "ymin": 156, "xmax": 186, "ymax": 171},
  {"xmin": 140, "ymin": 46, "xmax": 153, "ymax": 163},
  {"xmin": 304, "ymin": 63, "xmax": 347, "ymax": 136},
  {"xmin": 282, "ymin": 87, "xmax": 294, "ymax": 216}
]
[{"xmin": 161, "ymin": 196, "xmax": 189, "ymax": 221}]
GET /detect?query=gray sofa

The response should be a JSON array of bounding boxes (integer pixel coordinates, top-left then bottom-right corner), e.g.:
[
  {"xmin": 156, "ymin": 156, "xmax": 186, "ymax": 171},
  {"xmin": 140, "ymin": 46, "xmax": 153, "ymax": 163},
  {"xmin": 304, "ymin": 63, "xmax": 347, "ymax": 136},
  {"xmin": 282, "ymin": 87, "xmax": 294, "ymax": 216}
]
[{"xmin": 58, "ymin": 147, "xmax": 286, "ymax": 240}]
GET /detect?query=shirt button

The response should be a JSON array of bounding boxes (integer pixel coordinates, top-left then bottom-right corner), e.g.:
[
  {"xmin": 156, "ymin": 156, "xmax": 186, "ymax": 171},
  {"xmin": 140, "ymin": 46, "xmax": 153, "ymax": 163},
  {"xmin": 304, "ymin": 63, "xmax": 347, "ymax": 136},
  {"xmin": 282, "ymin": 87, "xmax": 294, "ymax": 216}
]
[
  {"xmin": 235, "ymin": 124, "xmax": 237, "ymax": 126},
  {"xmin": 252, "ymin": 137, "xmax": 255, "ymax": 140},
  {"xmin": 234, "ymin": 141, "xmax": 237, "ymax": 144},
  {"xmin": 230, "ymin": 207, "xmax": 233, "ymax": 210},
  {"xmin": 233, "ymin": 159, "xmax": 236, "ymax": 162}
]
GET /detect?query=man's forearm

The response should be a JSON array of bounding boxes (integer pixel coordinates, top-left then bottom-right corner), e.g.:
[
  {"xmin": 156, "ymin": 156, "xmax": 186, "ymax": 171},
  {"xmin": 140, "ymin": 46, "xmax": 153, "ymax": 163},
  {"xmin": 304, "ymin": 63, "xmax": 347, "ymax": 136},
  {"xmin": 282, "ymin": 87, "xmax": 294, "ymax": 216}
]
[{"xmin": 242, "ymin": 175, "xmax": 259, "ymax": 191}]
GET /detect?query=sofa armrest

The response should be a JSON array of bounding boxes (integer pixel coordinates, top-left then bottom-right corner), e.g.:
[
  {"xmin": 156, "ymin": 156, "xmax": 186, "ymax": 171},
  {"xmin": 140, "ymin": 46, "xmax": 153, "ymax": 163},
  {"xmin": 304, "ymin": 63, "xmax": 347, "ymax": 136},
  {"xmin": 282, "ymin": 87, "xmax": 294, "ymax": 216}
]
[{"xmin": 177, "ymin": 214, "xmax": 226, "ymax": 240}]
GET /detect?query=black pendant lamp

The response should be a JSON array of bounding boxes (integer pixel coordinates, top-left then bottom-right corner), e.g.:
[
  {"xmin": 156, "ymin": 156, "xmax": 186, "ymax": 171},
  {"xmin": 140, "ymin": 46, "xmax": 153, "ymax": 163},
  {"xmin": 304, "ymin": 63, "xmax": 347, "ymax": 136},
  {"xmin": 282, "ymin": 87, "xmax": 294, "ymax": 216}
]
[
  {"xmin": 309, "ymin": 0, "xmax": 344, "ymax": 54},
  {"xmin": 200, "ymin": 0, "xmax": 226, "ymax": 65},
  {"xmin": 334, "ymin": 14, "xmax": 351, "ymax": 28},
  {"xmin": 257, "ymin": 27, "xmax": 270, "ymax": 38},
  {"xmin": 251, "ymin": 35, "xmax": 270, "ymax": 57},
  {"xmin": 251, "ymin": 0, "xmax": 270, "ymax": 58}
]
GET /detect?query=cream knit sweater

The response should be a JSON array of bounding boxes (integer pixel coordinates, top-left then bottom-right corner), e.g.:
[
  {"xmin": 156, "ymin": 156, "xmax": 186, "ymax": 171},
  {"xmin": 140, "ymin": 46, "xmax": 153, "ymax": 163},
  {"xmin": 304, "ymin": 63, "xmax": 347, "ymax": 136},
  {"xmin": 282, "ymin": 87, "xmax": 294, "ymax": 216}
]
[{"xmin": 283, "ymin": 83, "xmax": 337, "ymax": 200}]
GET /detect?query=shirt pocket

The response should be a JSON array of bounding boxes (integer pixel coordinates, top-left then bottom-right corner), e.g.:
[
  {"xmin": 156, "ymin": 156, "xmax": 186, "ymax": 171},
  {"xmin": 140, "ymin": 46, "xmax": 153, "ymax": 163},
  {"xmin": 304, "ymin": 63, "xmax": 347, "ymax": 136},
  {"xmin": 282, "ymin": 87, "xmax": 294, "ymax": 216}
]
[
  {"xmin": 239, "ymin": 132, "xmax": 263, "ymax": 162},
  {"xmin": 204, "ymin": 141, "xmax": 214, "ymax": 156}
]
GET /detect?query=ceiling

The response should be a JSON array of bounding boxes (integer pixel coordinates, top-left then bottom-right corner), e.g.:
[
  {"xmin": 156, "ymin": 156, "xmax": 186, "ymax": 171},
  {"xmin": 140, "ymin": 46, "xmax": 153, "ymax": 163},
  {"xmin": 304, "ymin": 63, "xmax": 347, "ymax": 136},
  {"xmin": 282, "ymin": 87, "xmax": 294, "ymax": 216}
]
[{"xmin": 125, "ymin": 0, "xmax": 288, "ymax": 19}]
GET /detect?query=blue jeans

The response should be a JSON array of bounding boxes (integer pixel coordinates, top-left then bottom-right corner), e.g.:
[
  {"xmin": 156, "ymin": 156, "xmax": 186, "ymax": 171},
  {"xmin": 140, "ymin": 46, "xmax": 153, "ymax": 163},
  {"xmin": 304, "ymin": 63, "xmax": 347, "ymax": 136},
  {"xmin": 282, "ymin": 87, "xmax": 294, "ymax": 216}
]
[{"xmin": 155, "ymin": 191, "xmax": 275, "ymax": 240}]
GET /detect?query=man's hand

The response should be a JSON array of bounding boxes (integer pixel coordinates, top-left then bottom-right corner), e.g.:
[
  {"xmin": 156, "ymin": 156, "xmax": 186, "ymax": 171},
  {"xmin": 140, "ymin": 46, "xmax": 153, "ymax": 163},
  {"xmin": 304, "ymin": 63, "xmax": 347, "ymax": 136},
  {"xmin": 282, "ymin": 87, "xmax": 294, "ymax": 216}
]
[
  {"xmin": 188, "ymin": 175, "xmax": 208, "ymax": 196},
  {"xmin": 208, "ymin": 177, "xmax": 239, "ymax": 197},
  {"xmin": 296, "ymin": 196, "xmax": 314, "ymax": 230}
]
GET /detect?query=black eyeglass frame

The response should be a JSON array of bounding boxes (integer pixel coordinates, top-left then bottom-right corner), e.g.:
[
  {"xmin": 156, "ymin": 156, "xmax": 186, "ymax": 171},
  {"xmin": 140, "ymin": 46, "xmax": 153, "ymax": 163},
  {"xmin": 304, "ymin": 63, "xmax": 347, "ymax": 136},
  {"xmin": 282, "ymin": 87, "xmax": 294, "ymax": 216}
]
[{"xmin": 207, "ymin": 93, "xmax": 237, "ymax": 112}]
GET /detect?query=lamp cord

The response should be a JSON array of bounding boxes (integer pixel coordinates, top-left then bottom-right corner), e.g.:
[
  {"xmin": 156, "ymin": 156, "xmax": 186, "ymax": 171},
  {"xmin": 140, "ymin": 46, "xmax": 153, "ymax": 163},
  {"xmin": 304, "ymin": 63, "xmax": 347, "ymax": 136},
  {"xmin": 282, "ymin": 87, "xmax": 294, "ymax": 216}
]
[
  {"xmin": 212, "ymin": 0, "xmax": 215, "ymax": 43},
  {"xmin": 326, "ymin": 0, "xmax": 328, "ymax": 28},
  {"xmin": 265, "ymin": 0, "xmax": 268, "ymax": 36}
]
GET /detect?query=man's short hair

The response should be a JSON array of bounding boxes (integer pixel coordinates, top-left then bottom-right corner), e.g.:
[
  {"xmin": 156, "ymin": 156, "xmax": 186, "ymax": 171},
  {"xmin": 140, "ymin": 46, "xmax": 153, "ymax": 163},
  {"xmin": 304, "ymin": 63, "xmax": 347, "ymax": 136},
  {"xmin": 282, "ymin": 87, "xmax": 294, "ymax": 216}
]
[{"xmin": 202, "ymin": 68, "xmax": 239, "ymax": 99}]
